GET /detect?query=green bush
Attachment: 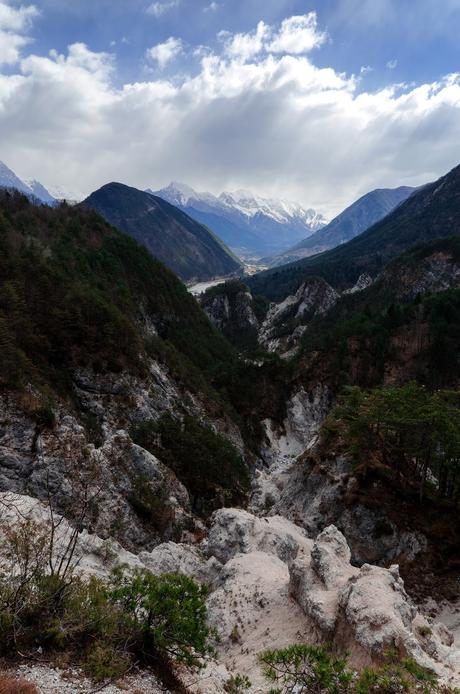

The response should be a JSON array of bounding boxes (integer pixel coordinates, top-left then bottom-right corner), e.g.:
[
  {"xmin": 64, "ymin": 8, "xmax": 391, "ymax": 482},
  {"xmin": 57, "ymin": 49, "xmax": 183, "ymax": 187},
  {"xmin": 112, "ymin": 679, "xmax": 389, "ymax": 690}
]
[
  {"xmin": 260, "ymin": 645, "xmax": 459, "ymax": 694},
  {"xmin": 131, "ymin": 414, "xmax": 250, "ymax": 516},
  {"xmin": 108, "ymin": 567, "xmax": 212, "ymax": 667},
  {"xmin": 327, "ymin": 382, "xmax": 460, "ymax": 503},
  {"xmin": 260, "ymin": 644, "xmax": 353, "ymax": 693},
  {"xmin": 0, "ymin": 515, "xmax": 212, "ymax": 682},
  {"xmin": 224, "ymin": 673, "xmax": 252, "ymax": 693}
]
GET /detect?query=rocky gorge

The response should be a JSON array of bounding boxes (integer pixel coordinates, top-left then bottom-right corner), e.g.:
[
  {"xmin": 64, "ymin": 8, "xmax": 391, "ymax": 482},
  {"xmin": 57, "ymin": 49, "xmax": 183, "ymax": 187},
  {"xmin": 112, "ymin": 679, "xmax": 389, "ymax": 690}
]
[{"xmin": 1, "ymin": 362, "xmax": 459, "ymax": 692}]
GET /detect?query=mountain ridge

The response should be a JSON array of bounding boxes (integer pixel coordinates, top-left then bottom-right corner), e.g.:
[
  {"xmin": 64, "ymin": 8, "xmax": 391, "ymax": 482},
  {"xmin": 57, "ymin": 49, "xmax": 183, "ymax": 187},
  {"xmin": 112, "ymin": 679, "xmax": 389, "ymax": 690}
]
[
  {"xmin": 152, "ymin": 181, "xmax": 327, "ymax": 255},
  {"xmin": 83, "ymin": 182, "xmax": 243, "ymax": 282},
  {"xmin": 248, "ymin": 163, "xmax": 460, "ymax": 301},
  {"xmin": 266, "ymin": 185, "xmax": 417, "ymax": 267},
  {"xmin": 0, "ymin": 160, "xmax": 56, "ymax": 204}
]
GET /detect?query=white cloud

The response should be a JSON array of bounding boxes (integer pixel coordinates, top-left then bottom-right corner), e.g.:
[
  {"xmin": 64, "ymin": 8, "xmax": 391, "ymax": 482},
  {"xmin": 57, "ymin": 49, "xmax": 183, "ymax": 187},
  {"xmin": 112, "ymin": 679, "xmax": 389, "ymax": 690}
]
[
  {"xmin": 1, "ymin": 13, "xmax": 460, "ymax": 217},
  {"xmin": 219, "ymin": 13, "xmax": 325, "ymax": 63},
  {"xmin": 146, "ymin": 0, "xmax": 180, "ymax": 18},
  {"xmin": 387, "ymin": 58, "xmax": 398, "ymax": 69},
  {"xmin": 0, "ymin": 1, "xmax": 38, "ymax": 64},
  {"xmin": 267, "ymin": 13, "xmax": 326, "ymax": 54},
  {"xmin": 219, "ymin": 21, "xmax": 270, "ymax": 61},
  {"xmin": 360, "ymin": 65, "xmax": 373, "ymax": 75},
  {"xmin": 0, "ymin": 2, "xmax": 38, "ymax": 31},
  {"xmin": 146, "ymin": 36, "xmax": 183, "ymax": 69}
]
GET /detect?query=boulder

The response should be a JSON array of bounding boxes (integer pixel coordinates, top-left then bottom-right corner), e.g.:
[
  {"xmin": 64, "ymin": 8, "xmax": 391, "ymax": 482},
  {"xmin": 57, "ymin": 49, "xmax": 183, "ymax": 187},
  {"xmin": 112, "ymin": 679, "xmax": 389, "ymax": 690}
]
[{"xmin": 204, "ymin": 508, "xmax": 312, "ymax": 565}]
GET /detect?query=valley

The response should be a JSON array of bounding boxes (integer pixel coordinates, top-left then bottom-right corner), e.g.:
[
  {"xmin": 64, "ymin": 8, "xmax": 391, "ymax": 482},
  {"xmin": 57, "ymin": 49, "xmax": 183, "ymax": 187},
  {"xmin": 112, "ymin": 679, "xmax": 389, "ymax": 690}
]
[
  {"xmin": 1, "ymin": 1, "xmax": 460, "ymax": 691},
  {"xmin": 0, "ymin": 160, "xmax": 458, "ymax": 692}
]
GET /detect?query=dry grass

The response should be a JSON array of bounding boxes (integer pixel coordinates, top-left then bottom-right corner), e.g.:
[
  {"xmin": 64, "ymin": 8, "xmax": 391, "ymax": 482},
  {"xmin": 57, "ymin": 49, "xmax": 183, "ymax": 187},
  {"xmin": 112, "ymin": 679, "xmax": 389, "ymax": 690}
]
[{"xmin": 0, "ymin": 677, "xmax": 39, "ymax": 694}]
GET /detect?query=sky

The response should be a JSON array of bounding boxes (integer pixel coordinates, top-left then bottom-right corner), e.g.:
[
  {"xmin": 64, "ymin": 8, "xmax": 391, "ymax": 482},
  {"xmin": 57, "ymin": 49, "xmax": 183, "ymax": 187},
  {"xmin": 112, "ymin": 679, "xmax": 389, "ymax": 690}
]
[{"xmin": 1, "ymin": 0, "xmax": 460, "ymax": 215}]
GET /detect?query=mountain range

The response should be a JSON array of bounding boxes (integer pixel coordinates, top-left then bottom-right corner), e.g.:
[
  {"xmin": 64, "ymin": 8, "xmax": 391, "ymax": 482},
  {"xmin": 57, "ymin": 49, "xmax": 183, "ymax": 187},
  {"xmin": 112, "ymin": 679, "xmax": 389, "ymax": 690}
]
[
  {"xmin": 151, "ymin": 181, "xmax": 327, "ymax": 256},
  {"xmin": 248, "ymin": 163, "xmax": 460, "ymax": 301},
  {"xmin": 83, "ymin": 182, "xmax": 243, "ymax": 282},
  {"xmin": 267, "ymin": 185, "xmax": 417, "ymax": 267},
  {"xmin": 0, "ymin": 160, "xmax": 59, "ymax": 204}
]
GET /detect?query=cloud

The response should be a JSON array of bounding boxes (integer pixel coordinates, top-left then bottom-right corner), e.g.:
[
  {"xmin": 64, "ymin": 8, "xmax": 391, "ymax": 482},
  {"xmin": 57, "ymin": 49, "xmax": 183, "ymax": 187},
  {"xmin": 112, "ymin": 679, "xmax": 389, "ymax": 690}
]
[
  {"xmin": 219, "ymin": 21, "xmax": 270, "ymax": 61},
  {"xmin": 360, "ymin": 65, "xmax": 373, "ymax": 75},
  {"xmin": 219, "ymin": 12, "xmax": 325, "ymax": 63},
  {"xmin": 146, "ymin": 36, "xmax": 183, "ymax": 68},
  {"xmin": 146, "ymin": 0, "xmax": 180, "ymax": 18},
  {"xmin": 0, "ymin": 1, "xmax": 39, "ymax": 64},
  {"xmin": 1, "ymin": 13, "xmax": 460, "ymax": 217},
  {"xmin": 387, "ymin": 58, "xmax": 398, "ymax": 69},
  {"xmin": 267, "ymin": 13, "xmax": 326, "ymax": 54}
]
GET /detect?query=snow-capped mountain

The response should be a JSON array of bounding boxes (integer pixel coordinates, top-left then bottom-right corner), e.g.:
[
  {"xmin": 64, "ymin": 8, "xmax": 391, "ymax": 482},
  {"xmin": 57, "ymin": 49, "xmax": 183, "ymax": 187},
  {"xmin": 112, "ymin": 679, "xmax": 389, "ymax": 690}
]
[
  {"xmin": 46, "ymin": 184, "xmax": 85, "ymax": 204},
  {"xmin": 0, "ymin": 160, "xmax": 33, "ymax": 196},
  {"xmin": 0, "ymin": 160, "xmax": 57, "ymax": 204},
  {"xmin": 26, "ymin": 179, "xmax": 57, "ymax": 205},
  {"xmin": 151, "ymin": 182, "xmax": 327, "ymax": 256}
]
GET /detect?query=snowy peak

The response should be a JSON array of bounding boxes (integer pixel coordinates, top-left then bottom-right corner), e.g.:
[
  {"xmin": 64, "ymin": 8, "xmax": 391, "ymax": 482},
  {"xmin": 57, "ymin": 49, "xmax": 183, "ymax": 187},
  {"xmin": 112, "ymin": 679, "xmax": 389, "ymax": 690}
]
[
  {"xmin": 156, "ymin": 181, "xmax": 327, "ymax": 227},
  {"xmin": 46, "ymin": 184, "xmax": 84, "ymax": 204},
  {"xmin": 153, "ymin": 181, "xmax": 327, "ymax": 254},
  {"xmin": 219, "ymin": 189, "xmax": 326, "ymax": 227},
  {"xmin": 26, "ymin": 179, "xmax": 56, "ymax": 204},
  {"xmin": 0, "ymin": 160, "xmax": 32, "ymax": 196},
  {"xmin": 150, "ymin": 181, "xmax": 199, "ymax": 207},
  {"xmin": 0, "ymin": 160, "xmax": 60, "ymax": 204}
]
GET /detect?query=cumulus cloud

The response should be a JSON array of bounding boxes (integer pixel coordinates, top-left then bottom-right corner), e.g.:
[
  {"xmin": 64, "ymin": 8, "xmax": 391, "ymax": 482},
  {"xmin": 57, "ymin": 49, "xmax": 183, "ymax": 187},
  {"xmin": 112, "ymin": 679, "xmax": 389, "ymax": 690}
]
[
  {"xmin": 146, "ymin": 36, "xmax": 183, "ymax": 68},
  {"xmin": 0, "ymin": 1, "xmax": 38, "ymax": 64},
  {"xmin": 267, "ymin": 13, "xmax": 326, "ymax": 54},
  {"xmin": 1, "ymin": 12, "xmax": 460, "ymax": 216},
  {"xmin": 219, "ymin": 21, "xmax": 270, "ymax": 61},
  {"xmin": 219, "ymin": 12, "xmax": 325, "ymax": 63},
  {"xmin": 146, "ymin": 0, "xmax": 180, "ymax": 18}
]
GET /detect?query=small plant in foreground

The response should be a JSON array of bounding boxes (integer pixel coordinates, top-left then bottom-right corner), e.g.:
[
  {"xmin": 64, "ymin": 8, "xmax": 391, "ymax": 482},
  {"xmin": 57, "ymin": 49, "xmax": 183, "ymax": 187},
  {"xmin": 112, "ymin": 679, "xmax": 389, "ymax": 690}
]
[
  {"xmin": 260, "ymin": 645, "xmax": 459, "ymax": 694},
  {"xmin": 224, "ymin": 673, "xmax": 252, "ymax": 693},
  {"xmin": 260, "ymin": 644, "xmax": 353, "ymax": 693}
]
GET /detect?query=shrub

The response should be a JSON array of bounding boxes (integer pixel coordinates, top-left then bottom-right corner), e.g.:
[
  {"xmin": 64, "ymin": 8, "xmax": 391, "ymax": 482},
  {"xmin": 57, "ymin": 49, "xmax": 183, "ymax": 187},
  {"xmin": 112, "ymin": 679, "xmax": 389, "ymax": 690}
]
[
  {"xmin": 260, "ymin": 646, "xmax": 458, "ymax": 694},
  {"xmin": 108, "ymin": 567, "xmax": 212, "ymax": 668},
  {"xmin": 355, "ymin": 655, "xmax": 438, "ymax": 693},
  {"xmin": 0, "ymin": 678, "xmax": 38, "ymax": 694},
  {"xmin": 128, "ymin": 475, "xmax": 175, "ymax": 534},
  {"xmin": 83, "ymin": 642, "xmax": 132, "ymax": 682},
  {"xmin": 0, "ymin": 513, "xmax": 212, "ymax": 683},
  {"xmin": 131, "ymin": 414, "xmax": 250, "ymax": 516},
  {"xmin": 224, "ymin": 673, "xmax": 252, "ymax": 692},
  {"xmin": 260, "ymin": 644, "xmax": 353, "ymax": 693}
]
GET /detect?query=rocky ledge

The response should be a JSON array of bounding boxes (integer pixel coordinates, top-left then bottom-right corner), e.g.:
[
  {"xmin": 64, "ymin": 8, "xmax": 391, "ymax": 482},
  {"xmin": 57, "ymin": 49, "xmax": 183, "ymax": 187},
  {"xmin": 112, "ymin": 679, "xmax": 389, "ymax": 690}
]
[{"xmin": 2, "ymin": 496, "xmax": 459, "ymax": 692}]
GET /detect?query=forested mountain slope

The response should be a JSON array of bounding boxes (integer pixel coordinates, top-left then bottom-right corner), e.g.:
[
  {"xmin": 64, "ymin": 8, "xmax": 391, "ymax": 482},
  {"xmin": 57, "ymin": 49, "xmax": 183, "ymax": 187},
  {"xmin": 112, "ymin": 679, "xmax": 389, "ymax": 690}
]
[
  {"xmin": 268, "ymin": 185, "xmax": 415, "ymax": 266},
  {"xmin": 84, "ymin": 182, "xmax": 243, "ymax": 282},
  {"xmin": 248, "ymin": 164, "xmax": 460, "ymax": 301}
]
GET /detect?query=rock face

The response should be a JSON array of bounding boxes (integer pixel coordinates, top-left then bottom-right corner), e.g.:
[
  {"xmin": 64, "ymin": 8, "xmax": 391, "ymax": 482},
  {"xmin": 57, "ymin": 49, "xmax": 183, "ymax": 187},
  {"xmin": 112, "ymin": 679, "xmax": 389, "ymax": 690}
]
[
  {"xmin": 259, "ymin": 277, "xmax": 339, "ymax": 356},
  {"xmin": 204, "ymin": 508, "xmax": 313, "ymax": 565},
  {"xmin": 201, "ymin": 283, "xmax": 260, "ymax": 348},
  {"xmin": 342, "ymin": 272, "xmax": 373, "ymax": 295},
  {"xmin": 289, "ymin": 525, "xmax": 458, "ymax": 677},
  {"xmin": 203, "ymin": 512, "xmax": 459, "ymax": 689},
  {"xmin": 380, "ymin": 247, "xmax": 460, "ymax": 300},
  {"xmin": 0, "ymin": 360, "xmax": 243, "ymax": 552}
]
